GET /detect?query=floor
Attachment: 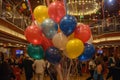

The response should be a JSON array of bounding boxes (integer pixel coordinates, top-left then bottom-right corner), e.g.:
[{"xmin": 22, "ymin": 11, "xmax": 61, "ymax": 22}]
[{"xmin": 20, "ymin": 72, "xmax": 112, "ymax": 80}]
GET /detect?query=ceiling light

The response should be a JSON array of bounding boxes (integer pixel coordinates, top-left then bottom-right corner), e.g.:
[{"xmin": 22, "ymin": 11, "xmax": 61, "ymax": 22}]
[{"xmin": 67, "ymin": 1, "xmax": 100, "ymax": 16}]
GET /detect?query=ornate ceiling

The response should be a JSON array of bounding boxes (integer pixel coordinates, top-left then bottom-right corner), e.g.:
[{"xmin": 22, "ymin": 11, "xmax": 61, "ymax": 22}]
[
  {"xmin": 67, "ymin": 0, "xmax": 100, "ymax": 15},
  {"xmin": 1, "ymin": 0, "xmax": 120, "ymax": 24}
]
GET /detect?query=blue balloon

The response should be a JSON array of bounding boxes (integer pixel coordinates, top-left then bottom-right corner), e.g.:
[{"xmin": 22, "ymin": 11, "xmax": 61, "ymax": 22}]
[
  {"xmin": 78, "ymin": 44, "xmax": 95, "ymax": 61},
  {"xmin": 45, "ymin": 46, "xmax": 62, "ymax": 64},
  {"xmin": 60, "ymin": 15, "xmax": 77, "ymax": 36},
  {"xmin": 41, "ymin": 18, "xmax": 58, "ymax": 39},
  {"xmin": 27, "ymin": 44, "xmax": 44, "ymax": 60}
]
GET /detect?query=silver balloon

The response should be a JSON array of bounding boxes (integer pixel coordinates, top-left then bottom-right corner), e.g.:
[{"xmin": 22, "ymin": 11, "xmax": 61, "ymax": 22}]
[{"xmin": 41, "ymin": 18, "xmax": 58, "ymax": 39}]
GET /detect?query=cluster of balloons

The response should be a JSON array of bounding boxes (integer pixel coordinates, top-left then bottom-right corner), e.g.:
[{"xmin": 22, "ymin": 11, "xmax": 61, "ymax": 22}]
[{"xmin": 25, "ymin": 1, "xmax": 95, "ymax": 64}]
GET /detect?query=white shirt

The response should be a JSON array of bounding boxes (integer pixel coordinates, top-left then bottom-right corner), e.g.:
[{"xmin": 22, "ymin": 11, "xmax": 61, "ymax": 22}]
[{"xmin": 33, "ymin": 59, "xmax": 45, "ymax": 74}]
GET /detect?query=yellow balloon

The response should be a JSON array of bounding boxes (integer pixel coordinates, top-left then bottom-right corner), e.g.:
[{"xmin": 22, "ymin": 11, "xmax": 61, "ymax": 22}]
[
  {"xmin": 66, "ymin": 38, "xmax": 84, "ymax": 59},
  {"xmin": 33, "ymin": 5, "xmax": 49, "ymax": 23},
  {"xmin": 22, "ymin": 3, "xmax": 27, "ymax": 9}
]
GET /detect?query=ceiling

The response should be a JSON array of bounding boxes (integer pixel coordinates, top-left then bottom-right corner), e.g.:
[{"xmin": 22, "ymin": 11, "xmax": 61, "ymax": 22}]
[{"xmin": 2, "ymin": 0, "xmax": 120, "ymax": 25}]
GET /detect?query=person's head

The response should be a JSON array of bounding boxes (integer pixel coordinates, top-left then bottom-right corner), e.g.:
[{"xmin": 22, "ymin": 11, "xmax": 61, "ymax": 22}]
[{"xmin": 96, "ymin": 60, "xmax": 101, "ymax": 65}]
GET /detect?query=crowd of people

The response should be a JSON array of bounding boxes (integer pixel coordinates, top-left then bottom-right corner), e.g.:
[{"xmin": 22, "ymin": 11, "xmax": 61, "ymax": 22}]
[
  {"xmin": 0, "ymin": 51, "xmax": 120, "ymax": 80},
  {"xmin": 86, "ymin": 53, "xmax": 120, "ymax": 80},
  {"xmin": 0, "ymin": 52, "xmax": 58, "ymax": 80}
]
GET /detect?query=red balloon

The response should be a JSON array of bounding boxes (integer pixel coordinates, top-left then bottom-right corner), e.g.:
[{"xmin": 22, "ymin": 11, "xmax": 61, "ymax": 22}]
[
  {"xmin": 74, "ymin": 24, "xmax": 91, "ymax": 43},
  {"xmin": 41, "ymin": 36, "xmax": 53, "ymax": 51},
  {"xmin": 25, "ymin": 25, "xmax": 43, "ymax": 45},
  {"xmin": 48, "ymin": 1, "xmax": 66, "ymax": 23}
]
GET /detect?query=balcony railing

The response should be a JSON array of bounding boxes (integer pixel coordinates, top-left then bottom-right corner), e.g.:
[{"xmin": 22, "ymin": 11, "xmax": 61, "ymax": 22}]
[
  {"xmin": 0, "ymin": 0, "xmax": 120, "ymax": 35},
  {"xmin": 0, "ymin": 0, "xmax": 31, "ymax": 30},
  {"xmin": 91, "ymin": 16, "xmax": 120, "ymax": 36}
]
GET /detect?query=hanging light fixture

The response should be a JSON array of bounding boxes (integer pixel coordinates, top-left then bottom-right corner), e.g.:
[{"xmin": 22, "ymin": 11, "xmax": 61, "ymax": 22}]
[{"xmin": 67, "ymin": 0, "xmax": 101, "ymax": 16}]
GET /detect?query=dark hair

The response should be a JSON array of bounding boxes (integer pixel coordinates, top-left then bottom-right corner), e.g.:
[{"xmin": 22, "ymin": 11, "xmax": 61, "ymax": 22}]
[{"xmin": 96, "ymin": 60, "xmax": 101, "ymax": 65}]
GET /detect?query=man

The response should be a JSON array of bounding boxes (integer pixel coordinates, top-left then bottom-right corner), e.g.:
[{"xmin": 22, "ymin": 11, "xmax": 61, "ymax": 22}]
[
  {"xmin": 33, "ymin": 59, "xmax": 45, "ymax": 80},
  {"xmin": 87, "ymin": 58, "xmax": 96, "ymax": 80},
  {"xmin": 22, "ymin": 55, "xmax": 34, "ymax": 80}
]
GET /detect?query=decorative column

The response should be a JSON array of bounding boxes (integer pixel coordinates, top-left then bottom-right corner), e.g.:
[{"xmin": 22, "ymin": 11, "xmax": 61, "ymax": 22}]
[{"xmin": 0, "ymin": 0, "xmax": 2, "ymax": 16}]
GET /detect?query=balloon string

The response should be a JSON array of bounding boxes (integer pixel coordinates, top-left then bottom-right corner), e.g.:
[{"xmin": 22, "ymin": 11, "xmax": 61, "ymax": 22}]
[
  {"xmin": 66, "ymin": 59, "xmax": 72, "ymax": 80},
  {"xmin": 63, "ymin": 0, "xmax": 67, "ymax": 15},
  {"xmin": 27, "ymin": 0, "xmax": 35, "ymax": 23}
]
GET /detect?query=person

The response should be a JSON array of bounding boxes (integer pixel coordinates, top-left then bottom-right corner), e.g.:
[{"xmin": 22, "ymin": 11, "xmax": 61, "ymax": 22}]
[
  {"xmin": 12, "ymin": 64, "xmax": 21, "ymax": 80},
  {"xmin": 106, "ymin": 54, "xmax": 115, "ymax": 80},
  {"xmin": 77, "ymin": 60, "xmax": 82, "ymax": 76},
  {"xmin": 32, "ymin": 59, "xmax": 46, "ymax": 80},
  {"xmin": 87, "ymin": 58, "xmax": 96, "ymax": 80},
  {"xmin": 93, "ymin": 61, "xmax": 104, "ymax": 80},
  {"xmin": 113, "ymin": 53, "xmax": 120, "ymax": 80},
  {"xmin": 22, "ymin": 55, "xmax": 34, "ymax": 80},
  {"xmin": 115, "ymin": 54, "xmax": 120, "ymax": 67},
  {"xmin": 0, "ymin": 53, "xmax": 15, "ymax": 80},
  {"xmin": 47, "ymin": 64, "xmax": 57, "ymax": 80},
  {"xmin": 18, "ymin": 55, "xmax": 24, "ymax": 74}
]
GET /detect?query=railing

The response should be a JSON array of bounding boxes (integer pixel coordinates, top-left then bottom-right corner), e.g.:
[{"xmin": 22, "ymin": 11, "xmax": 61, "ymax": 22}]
[
  {"xmin": 0, "ymin": 12, "xmax": 31, "ymax": 30},
  {"xmin": 0, "ymin": 0, "xmax": 120, "ymax": 35},
  {"xmin": 91, "ymin": 16, "xmax": 120, "ymax": 36},
  {"xmin": 0, "ymin": 0, "xmax": 31, "ymax": 30}
]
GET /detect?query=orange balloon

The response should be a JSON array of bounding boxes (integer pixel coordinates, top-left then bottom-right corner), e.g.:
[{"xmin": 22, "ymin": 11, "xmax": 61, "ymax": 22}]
[
  {"xmin": 68, "ymin": 33, "xmax": 74, "ymax": 40},
  {"xmin": 57, "ymin": 26, "xmax": 61, "ymax": 33}
]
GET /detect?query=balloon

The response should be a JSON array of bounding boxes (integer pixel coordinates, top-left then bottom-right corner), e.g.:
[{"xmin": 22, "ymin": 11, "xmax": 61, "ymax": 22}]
[
  {"xmin": 57, "ymin": 26, "xmax": 61, "ymax": 33},
  {"xmin": 45, "ymin": 46, "xmax": 62, "ymax": 64},
  {"xmin": 86, "ymin": 35, "xmax": 93, "ymax": 44},
  {"xmin": 33, "ymin": 5, "xmax": 49, "ymax": 23},
  {"xmin": 27, "ymin": 44, "xmax": 44, "ymax": 60},
  {"xmin": 41, "ymin": 18, "xmax": 58, "ymax": 39},
  {"xmin": 41, "ymin": 35, "xmax": 53, "ymax": 51},
  {"xmin": 68, "ymin": 33, "xmax": 74, "ymax": 40},
  {"xmin": 60, "ymin": 15, "xmax": 77, "ymax": 36},
  {"xmin": 34, "ymin": 20, "xmax": 41, "ymax": 27},
  {"xmin": 78, "ymin": 44, "xmax": 95, "ymax": 61},
  {"xmin": 74, "ymin": 24, "xmax": 91, "ymax": 43},
  {"xmin": 66, "ymin": 39, "xmax": 84, "ymax": 59},
  {"xmin": 52, "ymin": 32, "xmax": 68, "ymax": 50},
  {"xmin": 24, "ymin": 25, "xmax": 43, "ymax": 45},
  {"xmin": 22, "ymin": 3, "xmax": 27, "ymax": 9},
  {"xmin": 48, "ymin": 1, "xmax": 66, "ymax": 23}
]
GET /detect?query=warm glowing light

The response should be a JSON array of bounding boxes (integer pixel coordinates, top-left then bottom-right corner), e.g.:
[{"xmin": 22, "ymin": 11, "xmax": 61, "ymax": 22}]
[
  {"xmin": 93, "ymin": 36, "xmax": 120, "ymax": 43},
  {"xmin": 109, "ymin": 0, "xmax": 112, "ymax": 3},
  {"xmin": 67, "ymin": 1, "xmax": 100, "ymax": 16}
]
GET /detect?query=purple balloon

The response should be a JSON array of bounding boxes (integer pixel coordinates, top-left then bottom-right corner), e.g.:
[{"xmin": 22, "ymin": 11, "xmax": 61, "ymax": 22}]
[{"xmin": 45, "ymin": 46, "xmax": 62, "ymax": 64}]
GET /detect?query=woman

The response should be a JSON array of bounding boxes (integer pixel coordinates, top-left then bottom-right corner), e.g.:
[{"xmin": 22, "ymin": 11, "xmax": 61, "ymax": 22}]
[{"xmin": 93, "ymin": 61, "xmax": 104, "ymax": 80}]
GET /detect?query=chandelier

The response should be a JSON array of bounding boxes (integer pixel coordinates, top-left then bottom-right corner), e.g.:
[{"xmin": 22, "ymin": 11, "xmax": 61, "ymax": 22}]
[{"xmin": 67, "ymin": 0, "xmax": 101, "ymax": 15}]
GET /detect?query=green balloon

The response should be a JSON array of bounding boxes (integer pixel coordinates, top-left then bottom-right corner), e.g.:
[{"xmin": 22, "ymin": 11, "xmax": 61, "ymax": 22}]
[{"xmin": 27, "ymin": 44, "xmax": 44, "ymax": 60}]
